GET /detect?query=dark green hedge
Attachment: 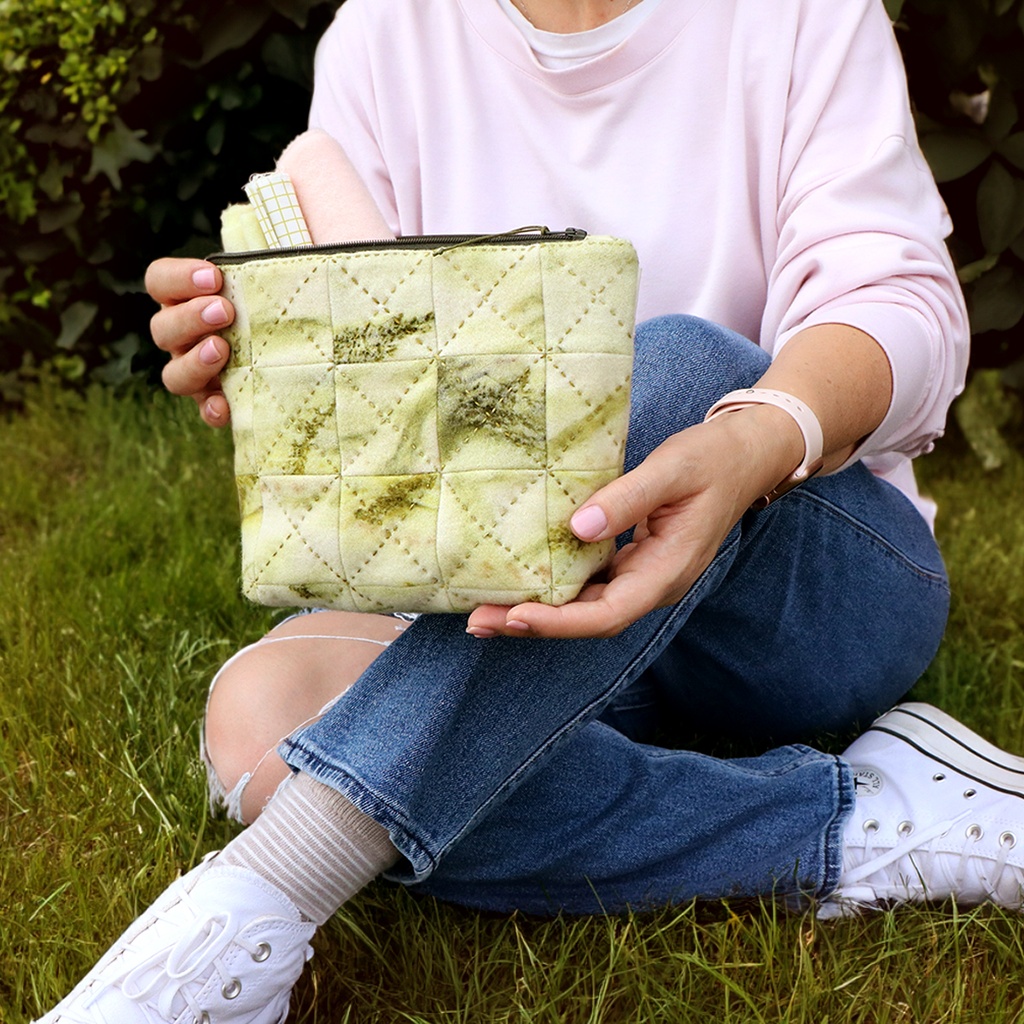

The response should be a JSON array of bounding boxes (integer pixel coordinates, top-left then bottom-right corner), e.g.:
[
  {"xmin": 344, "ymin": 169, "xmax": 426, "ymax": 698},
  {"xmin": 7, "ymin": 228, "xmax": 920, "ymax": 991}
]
[
  {"xmin": 0, "ymin": 0, "xmax": 342, "ymax": 397},
  {"xmin": 890, "ymin": 0, "xmax": 1024, "ymax": 388},
  {"xmin": 2, "ymin": 0, "xmax": 1023, "ymax": 408}
]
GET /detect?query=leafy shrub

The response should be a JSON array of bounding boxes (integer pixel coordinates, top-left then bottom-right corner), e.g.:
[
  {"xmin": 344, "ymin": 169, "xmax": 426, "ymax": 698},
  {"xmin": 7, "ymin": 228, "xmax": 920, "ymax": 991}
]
[
  {"xmin": 889, "ymin": 0, "xmax": 1024, "ymax": 388},
  {"xmin": 1, "ymin": 0, "xmax": 1022, "ymax": 418},
  {"xmin": 0, "ymin": 0, "xmax": 341, "ymax": 398}
]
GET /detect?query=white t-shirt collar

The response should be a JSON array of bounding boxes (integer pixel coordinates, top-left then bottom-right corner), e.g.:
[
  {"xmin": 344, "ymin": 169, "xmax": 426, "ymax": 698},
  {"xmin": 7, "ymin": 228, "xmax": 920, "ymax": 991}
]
[{"xmin": 494, "ymin": 0, "xmax": 665, "ymax": 68}]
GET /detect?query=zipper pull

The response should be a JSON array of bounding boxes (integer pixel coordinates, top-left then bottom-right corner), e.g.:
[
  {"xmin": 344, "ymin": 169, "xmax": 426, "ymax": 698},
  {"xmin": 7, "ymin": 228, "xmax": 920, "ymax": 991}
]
[{"xmin": 434, "ymin": 225, "xmax": 587, "ymax": 254}]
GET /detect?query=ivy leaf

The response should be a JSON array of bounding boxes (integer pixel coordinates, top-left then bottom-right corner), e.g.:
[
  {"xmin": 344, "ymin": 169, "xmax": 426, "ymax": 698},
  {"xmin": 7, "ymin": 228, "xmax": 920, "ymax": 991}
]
[
  {"xmin": 92, "ymin": 334, "xmax": 141, "ymax": 386},
  {"xmin": 970, "ymin": 265, "xmax": 1024, "ymax": 335},
  {"xmin": 85, "ymin": 117, "xmax": 155, "ymax": 189},
  {"xmin": 977, "ymin": 161, "xmax": 1024, "ymax": 254},
  {"xmin": 38, "ymin": 157, "xmax": 72, "ymax": 202},
  {"xmin": 267, "ymin": 0, "xmax": 325, "ymax": 29},
  {"xmin": 206, "ymin": 117, "xmax": 226, "ymax": 157},
  {"xmin": 982, "ymin": 85, "xmax": 1018, "ymax": 144},
  {"xmin": 957, "ymin": 253, "xmax": 1000, "ymax": 284},
  {"xmin": 38, "ymin": 200, "xmax": 84, "ymax": 234},
  {"xmin": 919, "ymin": 132, "xmax": 992, "ymax": 182},
  {"xmin": 56, "ymin": 301, "xmax": 98, "ymax": 351},
  {"xmin": 998, "ymin": 133, "xmax": 1024, "ymax": 172},
  {"xmin": 262, "ymin": 32, "xmax": 317, "ymax": 90},
  {"xmin": 199, "ymin": 6, "xmax": 271, "ymax": 64}
]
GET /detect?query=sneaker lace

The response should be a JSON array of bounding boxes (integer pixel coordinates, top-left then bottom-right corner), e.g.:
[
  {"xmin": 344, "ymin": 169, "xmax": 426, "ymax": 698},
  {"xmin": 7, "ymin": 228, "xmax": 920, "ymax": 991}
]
[
  {"xmin": 79, "ymin": 886, "xmax": 269, "ymax": 1023},
  {"xmin": 841, "ymin": 810, "xmax": 1024, "ymax": 905}
]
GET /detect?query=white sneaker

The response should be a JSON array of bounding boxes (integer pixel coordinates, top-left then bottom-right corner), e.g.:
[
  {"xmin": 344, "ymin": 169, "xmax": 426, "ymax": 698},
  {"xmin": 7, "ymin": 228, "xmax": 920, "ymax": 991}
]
[
  {"xmin": 35, "ymin": 854, "xmax": 315, "ymax": 1024},
  {"xmin": 820, "ymin": 702, "xmax": 1024, "ymax": 918}
]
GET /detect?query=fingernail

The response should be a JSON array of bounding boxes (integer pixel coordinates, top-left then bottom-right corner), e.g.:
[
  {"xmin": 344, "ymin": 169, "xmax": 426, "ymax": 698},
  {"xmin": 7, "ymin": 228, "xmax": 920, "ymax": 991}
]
[
  {"xmin": 201, "ymin": 299, "xmax": 228, "ymax": 325},
  {"xmin": 199, "ymin": 338, "xmax": 222, "ymax": 365},
  {"xmin": 571, "ymin": 504, "xmax": 608, "ymax": 540},
  {"xmin": 192, "ymin": 267, "xmax": 217, "ymax": 291},
  {"xmin": 204, "ymin": 399, "xmax": 224, "ymax": 424},
  {"xmin": 466, "ymin": 626, "xmax": 497, "ymax": 638},
  {"xmin": 505, "ymin": 620, "xmax": 531, "ymax": 632}
]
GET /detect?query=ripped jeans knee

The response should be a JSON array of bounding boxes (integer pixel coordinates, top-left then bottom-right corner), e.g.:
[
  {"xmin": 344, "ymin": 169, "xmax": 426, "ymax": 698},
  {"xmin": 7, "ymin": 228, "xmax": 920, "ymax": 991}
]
[{"xmin": 200, "ymin": 610, "xmax": 416, "ymax": 824}]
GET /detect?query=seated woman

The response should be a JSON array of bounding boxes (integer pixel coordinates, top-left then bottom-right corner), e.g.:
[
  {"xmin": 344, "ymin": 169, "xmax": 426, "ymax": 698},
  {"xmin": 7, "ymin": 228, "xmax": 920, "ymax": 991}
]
[{"xmin": 38, "ymin": 1, "xmax": 1021, "ymax": 1022}]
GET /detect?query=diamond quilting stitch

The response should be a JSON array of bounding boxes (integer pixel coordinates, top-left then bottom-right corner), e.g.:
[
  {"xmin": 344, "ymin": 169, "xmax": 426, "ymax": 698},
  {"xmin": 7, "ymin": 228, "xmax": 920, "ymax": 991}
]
[
  {"xmin": 541, "ymin": 244, "xmax": 637, "ymax": 355},
  {"xmin": 251, "ymin": 475, "xmax": 346, "ymax": 587},
  {"xmin": 334, "ymin": 359, "xmax": 440, "ymax": 478},
  {"xmin": 439, "ymin": 469, "xmax": 553, "ymax": 595},
  {"xmin": 328, "ymin": 252, "xmax": 435, "ymax": 362},
  {"xmin": 218, "ymin": 235, "xmax": 638, "ymax": 612},
  {"xmin": 248, "ymin": 260, "xmax": 333, "ymax": 368},
  {"xmin": 433, "ymin": 247, "xmax": 546, "ymax": 358},
  {"xmin": 544, "ymin": 352, "xmax": 632, "ymax": 467},
  {"xmin": 436, "ymin": 354, "xmax": 547, "ymax": 473},
  {"xmin": 251, "ymin": 364, "xmax": 340, "ymax": 477}
]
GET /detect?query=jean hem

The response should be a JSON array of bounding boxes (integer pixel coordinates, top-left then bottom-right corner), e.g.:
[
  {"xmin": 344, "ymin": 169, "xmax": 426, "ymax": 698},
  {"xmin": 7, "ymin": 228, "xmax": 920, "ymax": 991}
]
[
  {"xmin": 279, "ymin": 737, "xmax": 439, "ymax": 879},
  {"xmin": 820, "ymin": 753, "xmax": 856, "ymax": 897}
]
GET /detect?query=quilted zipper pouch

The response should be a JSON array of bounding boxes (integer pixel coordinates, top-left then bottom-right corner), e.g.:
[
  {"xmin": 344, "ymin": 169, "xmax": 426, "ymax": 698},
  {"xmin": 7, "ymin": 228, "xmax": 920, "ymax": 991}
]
[{"xmin": 210, "ymin": 229, "xmax": 638, "ymax": 614}]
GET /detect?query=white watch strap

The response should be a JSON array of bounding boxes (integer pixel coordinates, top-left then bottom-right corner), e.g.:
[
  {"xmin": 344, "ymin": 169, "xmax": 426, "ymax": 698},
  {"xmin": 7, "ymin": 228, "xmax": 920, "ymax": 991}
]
[{"xmin": 703, "ymin": 388, "xmax": 825, "ymax": 507}]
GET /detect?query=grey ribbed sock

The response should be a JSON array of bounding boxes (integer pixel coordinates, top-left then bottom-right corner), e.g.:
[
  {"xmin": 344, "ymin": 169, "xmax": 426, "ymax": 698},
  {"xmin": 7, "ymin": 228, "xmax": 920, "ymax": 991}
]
[{"xmin": 219, "ymin": 772, "xmax": 398, "ymax": 925}]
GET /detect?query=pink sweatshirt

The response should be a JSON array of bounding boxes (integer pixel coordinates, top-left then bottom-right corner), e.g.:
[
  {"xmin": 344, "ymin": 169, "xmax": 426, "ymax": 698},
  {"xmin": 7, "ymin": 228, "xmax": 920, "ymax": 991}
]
[{"xmin": 309, "ymin": 0, "xmax": 969, "ymax": 521}]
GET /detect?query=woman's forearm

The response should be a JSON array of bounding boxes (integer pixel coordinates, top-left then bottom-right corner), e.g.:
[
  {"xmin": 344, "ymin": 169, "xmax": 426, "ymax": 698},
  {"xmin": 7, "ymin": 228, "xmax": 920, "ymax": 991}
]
[{"xmin": 751, "ymin": 323, "xmax": 893, "ymax": 476}]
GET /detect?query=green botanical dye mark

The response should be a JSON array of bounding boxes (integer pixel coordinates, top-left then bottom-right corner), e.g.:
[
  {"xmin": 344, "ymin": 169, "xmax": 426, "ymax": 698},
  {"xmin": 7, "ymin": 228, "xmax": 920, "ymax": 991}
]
[
  {"xmin": 354, "ymin": 476, "xmax": 437, "ymax": 527},
  {"xmin": 547, "ymin": 382, "xmax": 630, "ymax": 461},
  {"xmin": 235, "ymin": 473, "xmax": 258, "ymax": 507},
  {"xmin": 284, "ymin": 402, "xmax": 335, "ymax": 475},
  {"xmin": 334, "ymin": 312, "xmax": 435, "ymax": 363},
  {"xmin": 438, "ymin": 359, "xmax": 544, "ymax": 455},
  {"xmin": 548, "ymin": 521, "xmax": 589, "ymax": 558},
  {"xmin": 288, "ymin": 583, "xmax": 324, "ymax": 602}
]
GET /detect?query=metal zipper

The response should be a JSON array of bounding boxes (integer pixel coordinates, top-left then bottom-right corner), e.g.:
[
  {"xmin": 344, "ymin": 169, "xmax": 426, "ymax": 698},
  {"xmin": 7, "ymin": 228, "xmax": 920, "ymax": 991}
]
[{"xmin": 207, "ymin": 226, "xmax": 588, "ymax": 264}]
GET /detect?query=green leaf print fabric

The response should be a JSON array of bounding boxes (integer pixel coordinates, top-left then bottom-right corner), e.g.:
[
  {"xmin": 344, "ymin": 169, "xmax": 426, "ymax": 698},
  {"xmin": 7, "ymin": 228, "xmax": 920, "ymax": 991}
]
[{"xmin": 215, "ymin": 234, "xmax": 638, "ymax": 613}]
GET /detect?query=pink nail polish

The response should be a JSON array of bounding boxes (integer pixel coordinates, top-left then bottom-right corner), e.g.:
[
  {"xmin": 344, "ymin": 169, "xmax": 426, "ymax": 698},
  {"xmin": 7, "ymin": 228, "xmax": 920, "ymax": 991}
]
[
  {"xmin": 466, "ymin": 626, "xmax": 497, "ymax": 638},
  {"xmin": 192, "ymin": 268, "xmax": 217, "ymax": 291},
  {"xmin": 201, "ymin": 299, "xmax": 227, "ymax": 326},
  {"xmin": 505, "ymin": 620, "xmax": 531, "ymax": 632},
  {"xmin": 571, "ymin": 504, "xmax": 608, "ymax": 540},
  {"xmin": 199, "ymin": 338, "xmax": 221, "ymax": 365}
]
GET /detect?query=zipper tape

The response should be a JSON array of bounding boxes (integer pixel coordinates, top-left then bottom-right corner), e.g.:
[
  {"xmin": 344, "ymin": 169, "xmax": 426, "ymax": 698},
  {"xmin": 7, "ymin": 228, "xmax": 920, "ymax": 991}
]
[{"xmin": 207, "ymin": 226, "xmax": 589, "ymax": 265}]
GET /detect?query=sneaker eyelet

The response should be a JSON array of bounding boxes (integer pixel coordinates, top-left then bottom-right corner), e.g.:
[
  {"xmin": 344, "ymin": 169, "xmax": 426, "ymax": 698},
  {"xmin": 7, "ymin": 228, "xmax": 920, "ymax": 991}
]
[
  {"xmin": 1001, "ymin": 832, "xmax": 1017, "ymax": 849},
  {"xmin": 197, "ymin": 1015, "xmax": 211, "ymax": 1024},
  {"xmin": 932, "ymin": 772, "xmax": 946, "ymax": 782},
  {"xmin": 863, "ymin": 819, "xmax": 879, "ymax": 833},
  {"xmin": 964, "ymin": 788, "xmax": 978, "ymax": 799},
  {"xmin": 222, "ymin": 978, "xmax": 242, "ymax": 1000},
  {"xmin": 966, "ymin": 824, "xmax": 983, "ymax": 841},
  {"xmin": 252, "ymin": 941, "xmax": 272, "ymax": 962},
  {"xmin": 898, "ymin": 820, "xmax": 915, "ymax": 837}
]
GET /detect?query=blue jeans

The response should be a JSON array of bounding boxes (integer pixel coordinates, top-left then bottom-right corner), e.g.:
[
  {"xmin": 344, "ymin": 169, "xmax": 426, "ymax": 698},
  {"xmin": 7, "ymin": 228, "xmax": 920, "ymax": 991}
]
[{"xmin": 280, "ymin": 315, "xmax": 950, "ymax": 915}]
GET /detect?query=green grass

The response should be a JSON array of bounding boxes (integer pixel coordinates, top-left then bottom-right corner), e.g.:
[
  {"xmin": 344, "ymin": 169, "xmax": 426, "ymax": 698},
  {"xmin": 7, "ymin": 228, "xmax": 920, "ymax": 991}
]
[{"xmin": 1, "ymin": 382, "xmax": 1023, "ymax": 1023}]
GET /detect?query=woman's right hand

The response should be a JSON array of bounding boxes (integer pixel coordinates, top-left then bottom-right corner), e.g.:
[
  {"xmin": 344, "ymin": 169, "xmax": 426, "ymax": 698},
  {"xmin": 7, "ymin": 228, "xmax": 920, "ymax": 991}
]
[{"xmin": 145, "ymin": 257, "xmax": 235, "ymax": 427}]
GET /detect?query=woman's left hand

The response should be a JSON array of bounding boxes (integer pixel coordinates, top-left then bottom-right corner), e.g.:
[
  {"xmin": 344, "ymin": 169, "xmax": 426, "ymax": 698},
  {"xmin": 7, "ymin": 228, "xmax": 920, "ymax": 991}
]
[{"xmin": 465, "ymin": 404, "xmax": 804, "ymax": 640}]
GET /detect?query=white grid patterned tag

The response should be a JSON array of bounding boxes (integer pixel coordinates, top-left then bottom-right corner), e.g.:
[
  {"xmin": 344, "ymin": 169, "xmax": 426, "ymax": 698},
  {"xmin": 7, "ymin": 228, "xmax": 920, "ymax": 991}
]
[{"xmin": 243, "ymin": 172, "xmax": 313, "ymax": 248}]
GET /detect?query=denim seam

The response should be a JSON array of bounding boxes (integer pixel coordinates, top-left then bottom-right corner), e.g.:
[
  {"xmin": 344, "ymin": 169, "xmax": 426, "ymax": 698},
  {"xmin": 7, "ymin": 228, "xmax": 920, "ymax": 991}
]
[
  {"xmin": 642, "ymin": 743, "xmax": 827, "ymax": 776},
  {"xmin": 786, "ymin": 488, "xmax": 949, "ymax": 587},
  {"xmin": 278, "ymin": 738, "xmax": 427, "ymax": 852},
  {"xmin": 820, "ymin": 753, "xmax": 856, "ymax": 897}
]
